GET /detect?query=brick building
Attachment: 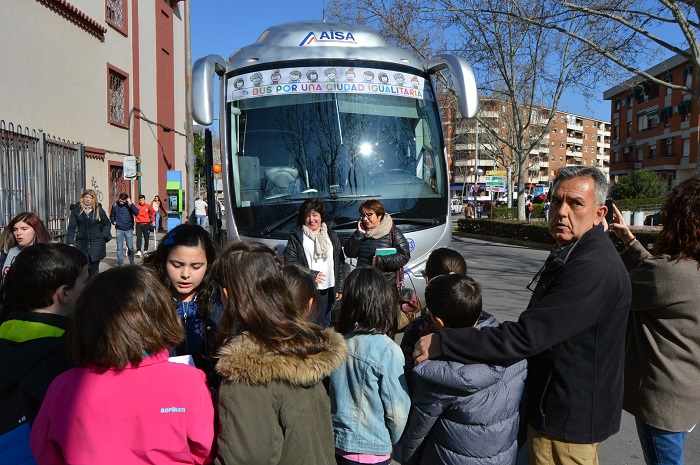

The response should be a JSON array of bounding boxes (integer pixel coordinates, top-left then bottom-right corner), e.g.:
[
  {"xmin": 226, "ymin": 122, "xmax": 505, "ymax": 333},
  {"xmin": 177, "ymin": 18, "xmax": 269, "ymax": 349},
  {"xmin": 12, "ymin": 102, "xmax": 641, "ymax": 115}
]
[
  {"xmin": 1, "ymin": 0, "xmax": 188, "ymax": 209},
  {"xmin": 603, "ymin": 52, "xmax": 697, "ymax": 187},
  {"xmin": 445, "ymin": 97, "xmax": 610, "ymax": 196}
]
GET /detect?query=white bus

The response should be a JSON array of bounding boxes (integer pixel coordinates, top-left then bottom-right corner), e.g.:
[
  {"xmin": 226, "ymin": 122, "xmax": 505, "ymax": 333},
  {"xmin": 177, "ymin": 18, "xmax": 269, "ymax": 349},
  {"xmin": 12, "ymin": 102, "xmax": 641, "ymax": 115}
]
[{"xmin": 191, "ymin": 20, "xmax": 478, "ymax": 296}]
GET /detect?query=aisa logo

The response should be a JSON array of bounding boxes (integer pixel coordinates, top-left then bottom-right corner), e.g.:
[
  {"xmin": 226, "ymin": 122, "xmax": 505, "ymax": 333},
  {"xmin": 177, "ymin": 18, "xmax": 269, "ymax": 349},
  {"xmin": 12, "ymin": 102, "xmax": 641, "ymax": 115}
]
[{"xmin": 299, "ymin": 30, "xmax": 357, "ymax": 46}]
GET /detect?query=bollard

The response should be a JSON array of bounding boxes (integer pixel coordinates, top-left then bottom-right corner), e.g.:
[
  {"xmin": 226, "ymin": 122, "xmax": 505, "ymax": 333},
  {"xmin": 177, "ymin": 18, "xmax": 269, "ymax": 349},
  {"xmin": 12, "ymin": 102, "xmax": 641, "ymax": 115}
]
[
  {"xmin": 633, "ymin": 211, "xmax": 645, "ymax": 226},
  {"xmin": 622, "ymin": 211, "xmax": 632, "ymax": 225}
]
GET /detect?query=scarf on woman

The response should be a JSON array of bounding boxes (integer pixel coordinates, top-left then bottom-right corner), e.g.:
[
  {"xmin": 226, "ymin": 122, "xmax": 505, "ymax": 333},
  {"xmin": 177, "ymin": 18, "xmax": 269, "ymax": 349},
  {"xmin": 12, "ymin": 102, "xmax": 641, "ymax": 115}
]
[
  {"xmin": 302, "ymin": 222, "xmax": 330, "ymax": 260},
  {"xmin": 365, "ymin": 213, "xmax": 393, "ymax": 239}
]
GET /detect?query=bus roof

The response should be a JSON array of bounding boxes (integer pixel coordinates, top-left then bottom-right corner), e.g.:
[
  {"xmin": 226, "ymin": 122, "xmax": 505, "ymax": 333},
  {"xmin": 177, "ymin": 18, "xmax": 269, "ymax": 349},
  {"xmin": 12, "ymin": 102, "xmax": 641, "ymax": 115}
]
[{"xmin": 225, "ymin": 21, "xmax": 425, "ymax": 73}]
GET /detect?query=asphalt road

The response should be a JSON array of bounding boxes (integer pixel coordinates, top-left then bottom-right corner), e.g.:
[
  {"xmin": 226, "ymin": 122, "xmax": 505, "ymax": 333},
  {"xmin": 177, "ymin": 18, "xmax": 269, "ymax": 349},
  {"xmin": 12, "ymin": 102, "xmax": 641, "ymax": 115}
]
[{"xmin": 449, "ymin": 235, "xmax": 700, "ymax": 464}]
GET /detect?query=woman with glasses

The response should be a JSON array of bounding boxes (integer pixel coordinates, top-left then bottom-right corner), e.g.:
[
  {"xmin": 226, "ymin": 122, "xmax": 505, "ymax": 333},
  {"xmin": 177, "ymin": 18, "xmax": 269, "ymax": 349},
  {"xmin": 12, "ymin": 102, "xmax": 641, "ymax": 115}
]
[{"xmin": 344, "ymin": 199, "xmax": 410, "ymax": 288}]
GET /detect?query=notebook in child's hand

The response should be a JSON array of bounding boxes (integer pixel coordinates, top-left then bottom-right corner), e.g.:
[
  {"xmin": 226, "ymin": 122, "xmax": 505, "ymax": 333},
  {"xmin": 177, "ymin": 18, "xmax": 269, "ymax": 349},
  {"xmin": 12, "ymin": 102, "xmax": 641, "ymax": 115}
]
[{"xmin": 375, "ymin": 247, "xmax": 397, "ymax": 256}]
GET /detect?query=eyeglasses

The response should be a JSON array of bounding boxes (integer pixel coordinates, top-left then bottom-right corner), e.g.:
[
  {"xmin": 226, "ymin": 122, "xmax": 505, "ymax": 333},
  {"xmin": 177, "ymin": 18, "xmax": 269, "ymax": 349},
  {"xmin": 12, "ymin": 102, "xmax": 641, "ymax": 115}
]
[
  {"xmin": 360, "ymin": 212, "xmax": 375, "ymax": 219},
  {"xmin": 526, "ymin": 265, "xmax": 546, "ymax": 293}
]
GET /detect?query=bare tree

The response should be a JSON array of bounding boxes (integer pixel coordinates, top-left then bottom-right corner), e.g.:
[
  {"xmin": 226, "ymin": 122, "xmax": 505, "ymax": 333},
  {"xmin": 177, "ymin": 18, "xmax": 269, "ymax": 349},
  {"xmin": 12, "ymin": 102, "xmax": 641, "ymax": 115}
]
[
  {"xmin": 328, "ymin": 0, "xmax": 604, "ymax": 219},
  {"xmin": 498, "ymin": 1, "xmax": 700, "ymax": 174}
]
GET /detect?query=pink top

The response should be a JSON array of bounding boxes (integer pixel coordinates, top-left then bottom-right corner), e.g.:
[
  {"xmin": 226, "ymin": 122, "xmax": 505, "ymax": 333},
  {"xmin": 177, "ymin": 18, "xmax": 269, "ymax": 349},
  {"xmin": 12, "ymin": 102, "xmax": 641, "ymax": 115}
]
[
  {"xmin": 30, "ymin": 350, "xmax": 214, "ymax": 465},
  {"xmin": 336, "ymin": 448, "xmax": 391, "ymax": 463}
]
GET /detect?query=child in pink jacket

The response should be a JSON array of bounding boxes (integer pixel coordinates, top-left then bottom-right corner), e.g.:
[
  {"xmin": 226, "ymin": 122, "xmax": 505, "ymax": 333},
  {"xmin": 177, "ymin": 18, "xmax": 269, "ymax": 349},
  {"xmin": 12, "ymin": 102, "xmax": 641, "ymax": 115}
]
[{"xmin": 30, "ymin": 266, "xmax": 214, "ymax": 465}]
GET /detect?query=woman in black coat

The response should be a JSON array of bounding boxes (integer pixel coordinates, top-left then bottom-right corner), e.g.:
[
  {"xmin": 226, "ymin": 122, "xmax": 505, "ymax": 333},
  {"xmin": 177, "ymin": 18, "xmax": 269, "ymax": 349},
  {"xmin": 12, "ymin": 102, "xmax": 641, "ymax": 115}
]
[
  {"xmin": 344, "ymin": 199, "xmax": 410, "ymax": 288},
  {"xmin": 66, "ymin": 189, "xmax": 111, "ymax": 276},
  {"xmin": 284, "ymin": 199, "xmax": 345, "ymax": 328}
]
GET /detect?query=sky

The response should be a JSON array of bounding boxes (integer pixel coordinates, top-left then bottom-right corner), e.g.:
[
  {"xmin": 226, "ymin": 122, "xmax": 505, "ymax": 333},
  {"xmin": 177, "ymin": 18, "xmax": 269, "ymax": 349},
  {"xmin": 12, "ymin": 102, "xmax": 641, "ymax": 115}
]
[{"xmin": 189, "ymin": 0, "xmax": 675, "ymax": 122}]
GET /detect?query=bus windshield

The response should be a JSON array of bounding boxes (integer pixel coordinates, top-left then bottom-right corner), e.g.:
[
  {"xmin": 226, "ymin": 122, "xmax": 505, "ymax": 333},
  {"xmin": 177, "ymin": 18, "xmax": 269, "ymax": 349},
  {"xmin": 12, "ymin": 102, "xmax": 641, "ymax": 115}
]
[{"xmin": 226, "ymin": 72, "xmax": 447, "ymax": 239}]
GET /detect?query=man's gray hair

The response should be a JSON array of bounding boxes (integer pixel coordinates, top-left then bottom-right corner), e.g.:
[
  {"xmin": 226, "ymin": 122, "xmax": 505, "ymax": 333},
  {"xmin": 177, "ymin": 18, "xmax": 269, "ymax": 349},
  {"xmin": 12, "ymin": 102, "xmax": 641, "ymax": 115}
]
[{"xmin": 552, "ymin": 167, "xmax": 608, "ymax": 206}]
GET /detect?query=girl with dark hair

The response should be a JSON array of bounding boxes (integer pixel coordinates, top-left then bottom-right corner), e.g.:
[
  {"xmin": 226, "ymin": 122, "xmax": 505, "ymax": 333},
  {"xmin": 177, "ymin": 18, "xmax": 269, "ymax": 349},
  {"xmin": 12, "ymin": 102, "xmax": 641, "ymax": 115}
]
[
  {"xmin": 213, "ymin": 241, "xmax": 347, "ymax": 465},
  {"xmin": 0, "ymin": 244, "xmax": 88, "ymax": 465},
  {"xmin": 283, "ymin": 262, "xmax": 321, "ymax": 321},
  {"xmin": 0, "ymin": 212, "xmax": 52, "ymax": 284},
  {"xmin": 66, "ymin": 189, "xmax": 112, "ymax": 276},
  {"xmin": 609, "ymin": 177, "xmax": 700, "ymax": 465},
  {"xmin": 344, "ymin": 199, "xmax": 410, "ymax": 288},
  {"xmin": 143, "ymin": 224, "xmax": 221, "ymax": 381},
  {"xmin": 330, "ymin": 266, "xmax": 410, "ymax": 465},
  {"xmin": 284, "ymin": 198, "xmax": 345, "ymax": 328},
  {"xmin": 29, "ymin": 267, "xmax": 214, "ymax": 465},
  {"xmin": 400, "ymin": 247, "xmax": 467, "ymax": 369}
]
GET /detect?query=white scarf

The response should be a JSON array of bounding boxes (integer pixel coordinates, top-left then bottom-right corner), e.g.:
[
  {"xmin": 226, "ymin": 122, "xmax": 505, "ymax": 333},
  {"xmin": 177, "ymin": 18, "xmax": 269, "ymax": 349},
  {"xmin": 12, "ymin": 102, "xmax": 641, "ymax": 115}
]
[
  {"xmin": 365, "ymin": 213, "xmax": 393, "ymax": 239},
  {"xmin": 302, "ymin": 222, "xmax": 330, "ymax": 260}
]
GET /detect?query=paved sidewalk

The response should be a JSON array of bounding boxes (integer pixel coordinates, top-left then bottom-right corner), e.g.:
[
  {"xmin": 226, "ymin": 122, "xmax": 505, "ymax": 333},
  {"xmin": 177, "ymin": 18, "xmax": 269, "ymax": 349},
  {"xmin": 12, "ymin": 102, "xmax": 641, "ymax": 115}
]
[{"xmin": 102, "ymin": 229, "xmax": 166, "ymax": 270}]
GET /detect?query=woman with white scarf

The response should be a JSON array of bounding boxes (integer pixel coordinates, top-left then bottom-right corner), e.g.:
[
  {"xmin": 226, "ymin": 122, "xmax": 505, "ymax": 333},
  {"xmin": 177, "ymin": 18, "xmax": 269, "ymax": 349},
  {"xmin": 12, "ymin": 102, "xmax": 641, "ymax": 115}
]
[{"xmin": 284, "ymin": 199, "xmax": 346, "ymax": 328}]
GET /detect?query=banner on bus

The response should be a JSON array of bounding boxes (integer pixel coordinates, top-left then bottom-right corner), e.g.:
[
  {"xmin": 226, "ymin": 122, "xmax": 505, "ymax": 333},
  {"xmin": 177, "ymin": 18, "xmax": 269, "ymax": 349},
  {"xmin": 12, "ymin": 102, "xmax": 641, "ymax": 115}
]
[{"xmin": 226, "ymin": 66, "xmax": 433, "ymax": 102}]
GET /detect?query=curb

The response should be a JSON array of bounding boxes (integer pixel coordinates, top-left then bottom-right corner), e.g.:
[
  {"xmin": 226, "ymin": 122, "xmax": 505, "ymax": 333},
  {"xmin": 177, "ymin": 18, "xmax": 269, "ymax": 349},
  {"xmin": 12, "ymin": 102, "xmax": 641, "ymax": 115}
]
[{"xmin": 452, "ymin": 231, "xmax": 554, "ymax": 250}]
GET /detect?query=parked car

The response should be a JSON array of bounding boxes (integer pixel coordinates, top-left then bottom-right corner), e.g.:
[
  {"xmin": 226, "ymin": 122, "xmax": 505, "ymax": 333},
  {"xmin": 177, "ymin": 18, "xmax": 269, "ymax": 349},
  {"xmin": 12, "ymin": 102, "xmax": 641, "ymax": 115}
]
[{"xmin": 644, "ymin": 211, "xmax": 662, "ymax": 226}]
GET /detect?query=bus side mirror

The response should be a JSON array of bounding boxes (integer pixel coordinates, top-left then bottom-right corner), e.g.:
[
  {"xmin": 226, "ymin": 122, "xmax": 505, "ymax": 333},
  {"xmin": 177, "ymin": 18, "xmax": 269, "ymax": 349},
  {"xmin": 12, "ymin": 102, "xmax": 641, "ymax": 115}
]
[
  {"xmin": 426, "ymin": 54, "xmax": 479, "ymax": 119},
  {"xmin": 192, "ymin": 55, "xmax": 227, "ymax": 126}
]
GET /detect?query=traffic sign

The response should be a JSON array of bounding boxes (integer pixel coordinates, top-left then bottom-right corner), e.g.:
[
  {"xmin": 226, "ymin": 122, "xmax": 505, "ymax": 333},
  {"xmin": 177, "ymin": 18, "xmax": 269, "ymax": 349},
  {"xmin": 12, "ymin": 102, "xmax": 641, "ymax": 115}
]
[
  {"xmin": 485, "ymin": 176, "xmax": 506, "ymax": 182},
  {"xmin": 486, "ymin": 170, "xmax": 507, "ymax": 176},
  {"xmin": 486, "ymin": 186, "xmax": 506, "ymax": 192}
]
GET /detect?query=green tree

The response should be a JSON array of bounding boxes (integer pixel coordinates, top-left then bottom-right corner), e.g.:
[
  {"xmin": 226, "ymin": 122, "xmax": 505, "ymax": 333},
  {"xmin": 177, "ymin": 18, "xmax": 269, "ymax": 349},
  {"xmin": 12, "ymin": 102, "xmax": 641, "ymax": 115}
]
[
  {"xmin": 611, "ymin": 169, "xmax": 668, "ymax": 199},
  {"xmin": 193, "ymin": 133, "xmax": 206, "ymax": 196}
]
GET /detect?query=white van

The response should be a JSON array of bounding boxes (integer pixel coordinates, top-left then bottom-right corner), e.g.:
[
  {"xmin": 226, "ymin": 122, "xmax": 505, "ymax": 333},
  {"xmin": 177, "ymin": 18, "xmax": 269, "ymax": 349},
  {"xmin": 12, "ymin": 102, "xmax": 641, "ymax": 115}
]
[{"xmin": 450, "ymin": 197, "xmax": 463, "ymax": 215}]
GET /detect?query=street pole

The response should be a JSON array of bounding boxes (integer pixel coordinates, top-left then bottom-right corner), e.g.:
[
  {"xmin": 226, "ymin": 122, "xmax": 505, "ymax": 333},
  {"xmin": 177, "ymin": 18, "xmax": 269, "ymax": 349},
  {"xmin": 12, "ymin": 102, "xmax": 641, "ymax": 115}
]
[
  {"xmin": 474, "ymin": 119, "xmax": 479, "ymax": 193},
  {"xmin": 185, "ymin": 0, "xmax": 195, "ymax": 223}
]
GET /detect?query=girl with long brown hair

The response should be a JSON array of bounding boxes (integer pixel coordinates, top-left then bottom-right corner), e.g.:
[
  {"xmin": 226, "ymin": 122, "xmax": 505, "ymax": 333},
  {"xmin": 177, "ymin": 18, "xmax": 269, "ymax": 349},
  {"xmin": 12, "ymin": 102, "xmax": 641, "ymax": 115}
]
[{"xmin": 213, "ymin": 241, "xmax": 346, "ymax": 465}]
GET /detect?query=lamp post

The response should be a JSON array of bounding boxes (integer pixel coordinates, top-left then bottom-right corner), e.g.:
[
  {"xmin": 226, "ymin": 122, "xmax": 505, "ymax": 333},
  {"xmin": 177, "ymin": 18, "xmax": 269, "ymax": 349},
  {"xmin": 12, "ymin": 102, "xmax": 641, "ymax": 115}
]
[
  {"xmin": 185, "ymin": 0, "xmax": 195, "ymax": 221},
  {"xmin": 126, "ymin": 107, "xmax": 141, "ymax": 196}
]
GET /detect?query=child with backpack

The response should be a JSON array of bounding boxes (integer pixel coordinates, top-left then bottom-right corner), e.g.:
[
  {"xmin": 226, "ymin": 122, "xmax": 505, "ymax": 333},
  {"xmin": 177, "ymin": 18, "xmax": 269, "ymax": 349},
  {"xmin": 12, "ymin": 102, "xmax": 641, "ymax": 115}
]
[{"xmin": 0, "ymin": 244, "xmax": 88, "ymax": 465}]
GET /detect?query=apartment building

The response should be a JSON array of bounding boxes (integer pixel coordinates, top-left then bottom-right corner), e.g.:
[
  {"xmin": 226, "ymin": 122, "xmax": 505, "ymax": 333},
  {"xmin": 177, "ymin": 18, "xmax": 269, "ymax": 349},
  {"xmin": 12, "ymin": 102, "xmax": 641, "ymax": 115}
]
[
  {"xmin": 603, "ymin": 52, "xmax": 697, "ymax": 186},
  {"xmin": 445, "ymin": 97, "xmax": 610, "ymax": 195},
  {"xmin": 1, "ymin": 0, "xmax": 188, "ymax": 208}
]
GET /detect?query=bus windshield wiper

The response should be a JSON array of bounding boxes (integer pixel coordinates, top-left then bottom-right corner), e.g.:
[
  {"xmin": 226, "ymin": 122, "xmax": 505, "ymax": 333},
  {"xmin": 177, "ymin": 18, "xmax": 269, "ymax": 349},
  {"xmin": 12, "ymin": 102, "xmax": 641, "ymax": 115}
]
[
  {"xmin": 259, "ymin": 211, "xmax": 298, "ymax": 237},
  {"xmin": 392, "ymin": 216, "xmax": 444, "ymax": 226}
]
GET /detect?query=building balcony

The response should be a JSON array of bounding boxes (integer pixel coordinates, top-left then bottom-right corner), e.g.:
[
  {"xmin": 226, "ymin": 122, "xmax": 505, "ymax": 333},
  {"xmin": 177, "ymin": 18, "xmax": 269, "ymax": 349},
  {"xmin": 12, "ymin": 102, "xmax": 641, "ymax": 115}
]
[{"xmin": 681, "ymin": 121, "xmax": 690, "ymax": 129}]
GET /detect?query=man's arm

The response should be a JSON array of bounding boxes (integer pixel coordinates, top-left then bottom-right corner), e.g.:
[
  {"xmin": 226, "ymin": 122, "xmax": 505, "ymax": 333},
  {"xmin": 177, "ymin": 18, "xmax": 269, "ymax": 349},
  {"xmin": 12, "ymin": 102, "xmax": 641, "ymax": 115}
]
[
  {"xmin": 129, "ymin": 203, "xmax": 139, "ymax": 216},
  {"xmin": 418, "ymin": 253, "xmax": 628, "ymax": 365}
]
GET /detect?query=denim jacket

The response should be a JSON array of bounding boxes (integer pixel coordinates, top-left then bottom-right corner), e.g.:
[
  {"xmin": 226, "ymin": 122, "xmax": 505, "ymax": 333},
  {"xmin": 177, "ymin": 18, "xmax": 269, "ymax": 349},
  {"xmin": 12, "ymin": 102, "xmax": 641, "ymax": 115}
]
[{"xmin": 330, "ymin": 333, "xmax": 410, "ymax": 455}]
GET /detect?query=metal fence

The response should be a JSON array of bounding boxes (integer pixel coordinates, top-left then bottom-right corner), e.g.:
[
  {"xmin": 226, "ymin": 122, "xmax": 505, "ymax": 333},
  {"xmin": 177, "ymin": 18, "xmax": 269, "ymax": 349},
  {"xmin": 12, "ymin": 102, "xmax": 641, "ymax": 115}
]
[{"xmin": 0, "ymin": 119, "xmax": 85, "ymax": 241}]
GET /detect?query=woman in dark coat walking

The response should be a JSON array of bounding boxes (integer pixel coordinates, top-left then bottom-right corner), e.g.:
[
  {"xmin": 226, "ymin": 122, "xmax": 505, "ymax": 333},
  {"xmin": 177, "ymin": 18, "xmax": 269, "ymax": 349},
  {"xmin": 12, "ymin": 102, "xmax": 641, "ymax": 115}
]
[{"xmin": 66, "ymin": 189, "xmax": 111, "ymax": 276}]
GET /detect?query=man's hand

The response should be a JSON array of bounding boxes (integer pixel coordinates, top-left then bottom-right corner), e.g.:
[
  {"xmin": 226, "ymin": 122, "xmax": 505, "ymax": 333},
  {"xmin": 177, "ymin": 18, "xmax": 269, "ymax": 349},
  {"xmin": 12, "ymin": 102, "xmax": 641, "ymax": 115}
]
[{"xmin": 413, "ymin": 333, "xmax": 442, "ymax": 364}]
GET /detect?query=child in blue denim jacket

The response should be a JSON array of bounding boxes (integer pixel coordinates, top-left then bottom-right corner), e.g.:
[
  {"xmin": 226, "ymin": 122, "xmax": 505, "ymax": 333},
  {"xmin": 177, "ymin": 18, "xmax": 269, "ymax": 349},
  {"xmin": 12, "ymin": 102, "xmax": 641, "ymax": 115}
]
[{"xmin": 330, "ymin": 266, "xmax": 411, "ymax": 465}]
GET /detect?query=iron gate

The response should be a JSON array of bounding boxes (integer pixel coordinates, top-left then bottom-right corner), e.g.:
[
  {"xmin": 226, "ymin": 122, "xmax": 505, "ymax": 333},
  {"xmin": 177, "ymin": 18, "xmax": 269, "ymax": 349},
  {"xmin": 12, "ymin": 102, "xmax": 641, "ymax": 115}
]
[{"xmin": 0, "ymin": 119, "xmax": 85, "ymax": 241}]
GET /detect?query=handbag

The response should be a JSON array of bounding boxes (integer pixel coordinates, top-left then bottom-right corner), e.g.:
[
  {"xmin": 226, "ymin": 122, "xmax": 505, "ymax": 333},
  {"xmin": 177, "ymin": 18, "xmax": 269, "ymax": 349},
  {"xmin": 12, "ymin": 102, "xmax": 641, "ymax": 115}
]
[
  {"xmin": 99, "ymin": 220, "xmax": 112, "ymax": 243},
  {"xmin": 387, "ymin": 226, "xmax": 421, "ymax": 330},
  {"xmin": 396, "ymin": 268, "xmax": 421, "ymax": 330}
]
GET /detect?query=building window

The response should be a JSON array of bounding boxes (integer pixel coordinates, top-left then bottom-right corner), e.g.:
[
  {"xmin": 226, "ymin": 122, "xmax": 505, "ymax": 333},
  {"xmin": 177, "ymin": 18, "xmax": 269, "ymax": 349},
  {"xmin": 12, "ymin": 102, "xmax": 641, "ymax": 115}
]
[
  {"xmin": 108, "ymin": 65, "xmax": 128, "ymax": 127},
  {"xmin": 551, "ymin": 156, "xmax": 555, "ymax": 162},
  {"xmin": 106, "ymin": 0, "xmax": 128, "ymax": 35}
]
